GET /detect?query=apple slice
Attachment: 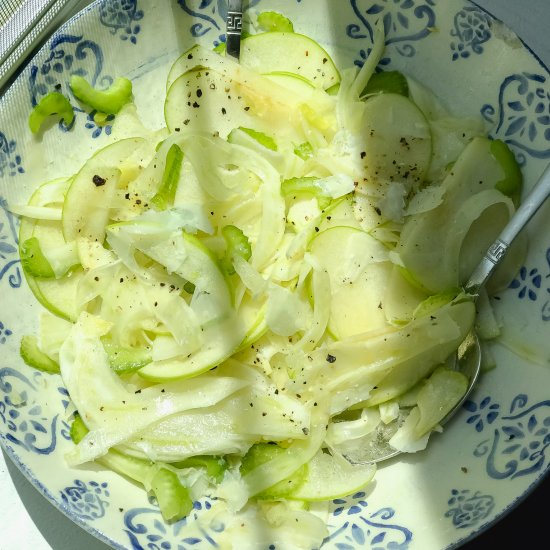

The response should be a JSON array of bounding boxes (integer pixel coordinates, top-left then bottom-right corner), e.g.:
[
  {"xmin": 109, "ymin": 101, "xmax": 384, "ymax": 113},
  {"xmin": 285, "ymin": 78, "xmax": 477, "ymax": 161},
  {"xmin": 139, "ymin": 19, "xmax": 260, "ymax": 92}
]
[
  {"xmin": 240, "ymin": 32, "xmax": 340, "ymax": 90},
  {"xmin": 308, "ymin": 225, "xmax": 391, "ymax": 339}
]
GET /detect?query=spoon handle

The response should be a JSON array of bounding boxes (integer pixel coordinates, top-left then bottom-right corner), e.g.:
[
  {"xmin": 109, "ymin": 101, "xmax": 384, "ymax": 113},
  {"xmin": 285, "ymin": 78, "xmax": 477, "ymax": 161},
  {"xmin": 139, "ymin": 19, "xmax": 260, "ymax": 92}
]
[
  {"xmin": 226, "ymin": 0, "xmax": 244, "ymax": 60},
  {"xmin": 465, "ymin": 162, "xmax": 550, "ymax": 294}
]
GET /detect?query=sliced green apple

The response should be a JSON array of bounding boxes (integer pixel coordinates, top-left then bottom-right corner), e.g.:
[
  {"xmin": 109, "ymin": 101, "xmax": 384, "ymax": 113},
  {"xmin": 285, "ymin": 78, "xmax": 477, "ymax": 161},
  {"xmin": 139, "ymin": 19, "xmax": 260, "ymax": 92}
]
[
  {"xmin": 308, "ymin": 225, "xmax": 390, "ymax": 339},
  {"xmin": 240, "ymin": 32, "xmax": 340, "ymax": 90},
  {"xmin": 358, "ymin": 92, "xmax": 432, "ymax": 195}
]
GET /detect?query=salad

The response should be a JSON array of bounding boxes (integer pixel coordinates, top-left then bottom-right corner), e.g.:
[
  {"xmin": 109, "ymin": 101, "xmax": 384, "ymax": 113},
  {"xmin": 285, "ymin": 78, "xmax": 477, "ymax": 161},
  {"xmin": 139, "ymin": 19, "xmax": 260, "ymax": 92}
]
[{"xmin": 14, "ymin": 10, "xmax": 524, "ymax": 548}]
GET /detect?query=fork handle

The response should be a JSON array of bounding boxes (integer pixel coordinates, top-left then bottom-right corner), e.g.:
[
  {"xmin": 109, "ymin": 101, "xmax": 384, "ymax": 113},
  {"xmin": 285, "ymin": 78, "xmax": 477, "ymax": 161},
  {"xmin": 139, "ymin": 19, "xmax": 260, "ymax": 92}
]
[{"xmin": 465, "ymin": 162, "xmax": 550, "ymax": 294}]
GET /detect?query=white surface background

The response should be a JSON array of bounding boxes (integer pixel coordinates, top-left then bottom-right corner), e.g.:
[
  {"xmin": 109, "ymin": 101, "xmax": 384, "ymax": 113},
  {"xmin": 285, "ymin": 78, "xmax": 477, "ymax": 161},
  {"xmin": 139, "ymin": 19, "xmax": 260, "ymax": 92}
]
[{"xmin": 1, "ymin": 1, "xmax": 549, "ymax": 549}]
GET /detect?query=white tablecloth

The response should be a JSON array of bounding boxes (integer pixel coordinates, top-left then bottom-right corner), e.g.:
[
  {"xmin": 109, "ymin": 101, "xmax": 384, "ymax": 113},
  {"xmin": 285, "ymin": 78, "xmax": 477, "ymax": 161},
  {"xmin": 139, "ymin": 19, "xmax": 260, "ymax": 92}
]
[{"xmin": 1, "ymin": 1, "xmax": 549, "ymax": 549}]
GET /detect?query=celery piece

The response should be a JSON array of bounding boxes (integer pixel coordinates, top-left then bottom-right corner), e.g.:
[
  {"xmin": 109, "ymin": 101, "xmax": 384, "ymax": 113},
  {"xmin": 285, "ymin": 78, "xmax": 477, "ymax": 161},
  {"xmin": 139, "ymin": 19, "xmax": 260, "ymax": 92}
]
[
  {"xmin": 151, "ymin": 144, "xmax": 184, "ymax": 211},
  {"xmin": 222, "ymin": 224, "xmax": 252, "ymax": 275},
  {"xmin": 70, "ymin": 75, "xmax": 132, "ymax": 114},
  {"xmin": 172, "ymin": 456, "xmax": 227, "ymax": 483},
  {"xmin": 20, "ymin": 335, "xmax": 60, "ymax": 374},
  {"xmin": 293, "ymin": 142, "xmax": 314, "ymax": 160},
  {"xmin": 490, "ymin": 139, "xmax": 523, "ymax": 206},
  {"xmin": 363, "ymin": 71, "xmax": 409, "ymax": 97},
  {"xmin": 101, "ymin": 340, "xmax": 152, "ymax": 374},
  {"xmin": 70, "ymin": 413, "xmax": 89, "ymax": 444},
  {"xmin": 281, "ymin": 176, "xmax": 331, "ymax": 209},
  {"xmin": 281, "ymin": 176, "xmax": 321, "ymax": 197},
  {"xmin": 28, "ymin": 92, "xmax": 75, "ymax": 134},
  {"xmin": 150, "ymin": 468, "xmax": 194, "ymax": 522},
  {"xmin": 257, "ymin": 11, "xmax": 294, "ymax": 32},
  {"xmin": 20, "ymin": 237, "xmax": 55, "ymax": 278},
  {"xmin": 240, "ymin": 443, "xmax": 307, "ymax": 499},
  {"xmin": 229, "ymin": 127, "xmax": 278, "ymax": 151},
  {"xmin": 71, "ymin": 414, "xmax": 193, "ymax": 522}
]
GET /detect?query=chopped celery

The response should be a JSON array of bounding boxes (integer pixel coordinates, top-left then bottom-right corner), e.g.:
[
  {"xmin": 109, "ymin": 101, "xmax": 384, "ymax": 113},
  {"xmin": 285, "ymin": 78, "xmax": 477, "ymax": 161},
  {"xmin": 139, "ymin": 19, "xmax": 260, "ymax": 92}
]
[
  {"xmin": 281, "ymin": 177, "xmax": 331, "ymax": 209},
  {"xmin": 150, "ymin": 468, "xmax": 194, "ymax": 522},
  {"xmin": 151, "ymin": 144, "xmax": 184, "ymax": 210},
  {"xmin": 293, "ymin": 142, "xmax": 314, "ymax": 160},
  {"xmin": 101, "ymin": 340, "xmax": 152, "ymax": 374},
  {"xmin": 20, "ymin": 335, "xmax": 60, "ymax": 373},
  {"xmin": 70, "ymin": 75, "xmax": 132, "ymax": 114},
  {"xmin": 222, "ymin": 224, "xmax": 252, "ymax": 274},
  {"xmin": 172, "ymin": 456, "xmax": 227, "ymax": 483},
  {"xmin": 363, "ymin": 70, "xmax": 409, "ymax": 97},
  {"xmin": 20, "ymin": 237, "xmax": 55, "ymax": 278},
  {"xmin": 228, "ymin": 127, "xmax": 278, "ymax": 151},
  {"xmin": 70, "ymin": 413, "xmax": 89, "ymax": 444},
  {"xmin": 490, "ymin": 139, "xmax": 523, "ymax": 206},
  {"xmin": 71, "ymin": 414, "xmax": 193, "ymax": 522},
  {"xmin": 257, "ymin": 11, "xmax": 294, "ymax": 32},
  {"xmin": 240, "ymin": 443, "xmax": 307, "ymax": 498},
  {"xmin": 28, "ymin": 92, "xmax": 75, "ymax": 133}
]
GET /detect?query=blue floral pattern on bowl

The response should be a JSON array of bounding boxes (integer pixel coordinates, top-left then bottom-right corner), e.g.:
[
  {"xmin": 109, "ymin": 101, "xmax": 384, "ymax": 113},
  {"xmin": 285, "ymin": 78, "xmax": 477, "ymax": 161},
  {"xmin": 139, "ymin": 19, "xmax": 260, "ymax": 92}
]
[
  {"xmin": 347, "ymin": 0, "xmax": 436, "ymax": 67},
  {"xmin": 450, "ymin": 5, "xmax": 492, "ymax": 60},
  {"xmin": 0, "ymin": 198, "xmax": 22, "ymax": 289},
  {"xmin": 98, "ymin": 0, "xmax": 144, "ymax": 44},
  {"xmin": 61, "ymin": 479, "xmax": 111, "ymax": 520},
  {"xmin": 466, "ymin": 393, "xmax": 550, "ymax": 479},
  {"xmin": 124, "ymin": 498, "xmax": 224, "ymax": 550},
  {"xmin": 481, "ymin": 72, "xmax": 550, "ymax": 164},
  {"xmin": 506, "ymin": 247, "xmax": 550, "ymax": 321},
  {"xmin": 0, "ymin": 133, "xmax": 25, "ymax": 178},
  {"xmin": 445, "ymin": 489, "xmax": 494, "ymax": 529},
  {"xmin": 0, "ymin": 370, "xmax": 71, "ymax": 455},
  {"xmin": 325, "ymin": 492, "xmax": 413, "ymax": 549}
]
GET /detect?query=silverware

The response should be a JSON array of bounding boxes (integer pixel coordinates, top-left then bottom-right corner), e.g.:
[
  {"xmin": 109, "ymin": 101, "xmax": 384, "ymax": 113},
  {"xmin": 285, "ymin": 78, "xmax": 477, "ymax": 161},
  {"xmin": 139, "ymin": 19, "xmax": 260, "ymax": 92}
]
[
  {"xmin": 225, "ymin": 0, "xmax": 243, "ymax": 60},
  {"xmin": 351, "ymin": 162, "xmax": 550, "ymax": 464}
]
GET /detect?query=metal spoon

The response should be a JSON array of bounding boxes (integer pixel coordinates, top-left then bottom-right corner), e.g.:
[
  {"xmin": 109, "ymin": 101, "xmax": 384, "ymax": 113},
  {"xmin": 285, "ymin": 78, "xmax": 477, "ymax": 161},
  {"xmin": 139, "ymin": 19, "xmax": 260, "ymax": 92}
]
[
  {"xmin": 226, "ymin": 0, "xmax": 244, "ymax": 60},
  {"xmin": 347, "ymin": 162, "xmax": 550, "ymax": 464}
]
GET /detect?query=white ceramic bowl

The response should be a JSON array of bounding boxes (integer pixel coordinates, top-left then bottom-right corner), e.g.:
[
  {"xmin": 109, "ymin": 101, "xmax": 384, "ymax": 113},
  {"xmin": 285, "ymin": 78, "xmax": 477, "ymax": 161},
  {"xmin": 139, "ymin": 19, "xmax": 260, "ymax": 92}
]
[{"xmin": 1, "ymin": 1, "xmax": 549, "ymax": 548}]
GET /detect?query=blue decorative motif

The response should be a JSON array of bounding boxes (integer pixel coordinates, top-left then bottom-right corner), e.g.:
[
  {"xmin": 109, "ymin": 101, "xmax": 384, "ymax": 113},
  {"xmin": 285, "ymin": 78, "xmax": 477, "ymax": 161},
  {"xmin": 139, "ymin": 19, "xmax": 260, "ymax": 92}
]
[
  {"xmin": 61, "ymin": 479, "xmax": 111, "ymax": 520},
  {"xmin": 0, "ymin": 132, "xmax": 25, "ymax": 178},
  {"xmin": 445, "ymin": 489, "xmax": 494, "ymax": 529},
  {"xmin": 481, "ymin": 72, "xmax": 550, "ymax": 164},
  {"xmin": 98, "ymin": 0, "xmax": 144, "ymax": 45},
  {"xmin": 450, "ymin": 6, "xmax": 492, "ymax": 61},
  {"xmin": 28, "ymin": 33, "xmax": 115, "ymax": 137},
  {"xmin": 124, "ymin": 498, "xmax": 224, "ymax": 550},
  {"xmin": 324, "ymin": 491, "xmax": 413, "ymax": 549},
  {"xmin": 0, "ymin": 322, "xmax": 13, "ymax": 344},
  {"xmin": 466, "ymin": 394, "xmax": 550, "ymax": 479},
  {"xmin": 84, "ymin": 110, "xmax": 114, "ymax": 139},
  {"xmin": 464, "ymin": 396, "xmax": 500, "ymax": 432},
  {"xmin": 347, "ymin": 0, "xmax": 436, "ymax": 67},
  {"xmin": 507, "ymin": 247, "xmax": 550, "ymax": 321},
  {"xmin": 0, "ymin": 371, "xmax": 70, "ymax": 454},
  {"xmin": 0, "ymin": 198, "xmax": 22, "ymax": 289}
]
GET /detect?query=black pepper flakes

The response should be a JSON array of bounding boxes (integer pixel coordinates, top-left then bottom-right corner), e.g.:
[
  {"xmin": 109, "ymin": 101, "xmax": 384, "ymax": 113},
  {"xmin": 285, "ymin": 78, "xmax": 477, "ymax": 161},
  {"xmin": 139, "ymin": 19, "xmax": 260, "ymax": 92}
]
[
  {"xmin": 93, "ymin": 174, "xmax": 106, "ymax": 186},
  {"xmin": 326, "ymin": 354, "xmax": 336, "ymax": 363}
]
